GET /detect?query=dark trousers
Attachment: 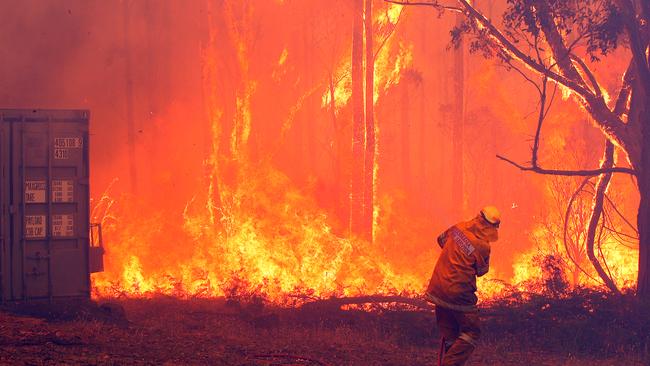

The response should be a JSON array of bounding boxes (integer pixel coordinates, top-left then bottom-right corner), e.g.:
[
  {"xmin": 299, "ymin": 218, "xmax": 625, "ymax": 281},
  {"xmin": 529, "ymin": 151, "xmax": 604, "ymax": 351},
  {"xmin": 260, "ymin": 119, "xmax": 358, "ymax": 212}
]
[{"xmin": 436, "ymin": 305, "xmax": 481, "ymax": 366}]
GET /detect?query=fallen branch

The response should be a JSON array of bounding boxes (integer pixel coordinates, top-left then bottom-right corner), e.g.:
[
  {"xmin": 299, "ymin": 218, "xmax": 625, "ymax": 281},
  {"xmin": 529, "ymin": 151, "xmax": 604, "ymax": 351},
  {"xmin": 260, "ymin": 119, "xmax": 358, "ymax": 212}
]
[
  {"xmin": 300, "ymin": 295, "xmax": 434, "ymax": 311},
  {"xmin": 254, "ymin": 354, "xmax": 329, "ymax": 366},
  {"xmin": 384, "ymin": 0, "xmax": 462, "ymax": 12}
]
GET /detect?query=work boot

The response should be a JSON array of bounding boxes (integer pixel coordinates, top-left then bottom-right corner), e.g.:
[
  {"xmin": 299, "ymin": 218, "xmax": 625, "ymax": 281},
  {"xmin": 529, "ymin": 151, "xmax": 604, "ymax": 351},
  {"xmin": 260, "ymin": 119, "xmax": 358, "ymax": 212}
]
[{"xmin": 441, "ymin": 338, "xmax": 475, "ymax": 366}]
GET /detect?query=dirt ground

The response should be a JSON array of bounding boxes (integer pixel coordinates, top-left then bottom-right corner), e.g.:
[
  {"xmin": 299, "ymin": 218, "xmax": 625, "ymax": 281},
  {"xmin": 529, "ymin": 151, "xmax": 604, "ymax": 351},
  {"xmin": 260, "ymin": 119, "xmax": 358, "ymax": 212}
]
[{"xmin": 0, "ymin": 298, "xmax": 646, "ymax": 366}]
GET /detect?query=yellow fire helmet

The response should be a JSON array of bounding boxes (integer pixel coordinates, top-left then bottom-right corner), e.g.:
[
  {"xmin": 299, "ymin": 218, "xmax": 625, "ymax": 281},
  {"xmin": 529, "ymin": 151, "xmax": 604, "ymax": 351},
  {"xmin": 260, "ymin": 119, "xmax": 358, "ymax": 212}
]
[{"xmin": 480, "ymin": 205, "xmax": 501, "ymax": 227}]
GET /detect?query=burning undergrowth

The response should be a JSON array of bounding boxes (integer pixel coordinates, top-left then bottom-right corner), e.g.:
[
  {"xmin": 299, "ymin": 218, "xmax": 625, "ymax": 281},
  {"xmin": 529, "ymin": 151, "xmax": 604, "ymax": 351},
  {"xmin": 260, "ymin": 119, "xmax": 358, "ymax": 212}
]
[
  {"xmin": 90, "ymin": 160, "xmax": 639, "ymax": 305},
  {"xmin": 92, "ymin": 161, "xmax": 423, "ymax": 303},
  {"xmin": 88, "ymin": 0, "xmax": 641, "ymax": 311}
]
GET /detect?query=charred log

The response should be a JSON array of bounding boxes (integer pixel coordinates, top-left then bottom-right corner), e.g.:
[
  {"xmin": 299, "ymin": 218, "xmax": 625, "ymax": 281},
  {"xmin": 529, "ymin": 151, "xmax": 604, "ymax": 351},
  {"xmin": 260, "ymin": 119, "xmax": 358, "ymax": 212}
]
[{"xmin": 300, "ymin": 295, "xmax": 434, "ymax": 311}]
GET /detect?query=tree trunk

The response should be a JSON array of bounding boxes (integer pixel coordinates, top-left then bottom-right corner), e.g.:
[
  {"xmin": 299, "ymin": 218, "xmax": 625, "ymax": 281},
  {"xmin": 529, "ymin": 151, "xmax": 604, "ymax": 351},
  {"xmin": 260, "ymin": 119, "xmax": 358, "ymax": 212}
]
[
  {"xmin": 634, "ymin": 57, "xmax": 650, "ymax": 298},
  {"xmin": 418, "ymin": 80, "xmax": 427, "ymax": 214},
  {"xmin": 585, "ymin": 142, "xmax": 620, "ymax": 293},
  {"xmin": 123, "ymin": 0, "xmax": 138, "ymax": 194},
  {"xmin": 363, "ymin": 0, "xmax": 375, "ymax": 242},
  {"xmin": 401, "ymin": 81, "xmax": 411, "ymax": 202},
  {"xmin": 418, "ymin": 11, "xmax": 429, "ymax": 217},
  {"xmin": 486, "ymin": 0, "xmax": 500, "ymax": 204},
  {"xmin": 451, "ymin": 13, "xmax": 465, "ymax": 218},
  {"xmin": 144, "ymin": 0, "xmax": 157, "ymax": 200},
  {"xmin": 350, "ymin": 0, "xmax": 365, "ymax": 235},
  {"xmin": 301, "ymin": 6, "xmax": 316, "ymax": 179},
  {"xmin": 637, "ymin": 116, "xmax": 650, "ymax": 298},
  {"xmin": 436, "ymin": 25, "xmax": 449, "ymax": 217},
  {"xmin": 328, "ymin": 74, "xmax": 344, "ymax": 219}
]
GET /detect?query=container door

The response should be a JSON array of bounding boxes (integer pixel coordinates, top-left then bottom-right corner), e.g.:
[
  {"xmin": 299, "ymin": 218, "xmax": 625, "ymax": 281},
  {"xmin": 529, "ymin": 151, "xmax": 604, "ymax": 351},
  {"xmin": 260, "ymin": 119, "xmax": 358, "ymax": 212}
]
[
  {"xmin": 12, "ymin": 119, "xmax": 89, "ymax": 300},
  {"xmin": 49, "ymin": 124, "xmax": 90, "ymax": 297},
  {"xmin": 11, "ymin": 121, "xmax": 45, "ymax": 299},
  {"xmin": 0, "ymin": 123, "xmax": 9, "ymax": 301}
]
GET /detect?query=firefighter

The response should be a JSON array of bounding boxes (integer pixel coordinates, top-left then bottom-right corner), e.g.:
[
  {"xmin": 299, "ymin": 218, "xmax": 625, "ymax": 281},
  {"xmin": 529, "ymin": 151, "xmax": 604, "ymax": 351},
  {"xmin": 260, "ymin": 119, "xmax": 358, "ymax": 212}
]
[{"xmin": 425, "ymin": 206, "xmax": 500, "ymax": 366}]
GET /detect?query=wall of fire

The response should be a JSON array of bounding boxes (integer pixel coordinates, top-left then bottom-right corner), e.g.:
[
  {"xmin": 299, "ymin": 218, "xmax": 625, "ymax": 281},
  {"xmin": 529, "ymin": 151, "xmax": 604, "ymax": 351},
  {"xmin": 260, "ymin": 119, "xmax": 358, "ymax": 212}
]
[{"xmin": 0, "ymin": 0, "xmax": 638, "ymax": 298}]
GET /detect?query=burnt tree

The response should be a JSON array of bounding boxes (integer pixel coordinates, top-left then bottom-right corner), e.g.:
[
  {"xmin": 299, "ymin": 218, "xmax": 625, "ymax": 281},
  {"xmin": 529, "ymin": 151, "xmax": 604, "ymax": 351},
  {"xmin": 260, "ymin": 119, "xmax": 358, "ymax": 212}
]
[
  {"xmin": 364, "ymin": 0, "xmax": 377, "ymax": 242},
  {"xmin": 389, "ymin": 0, "xmax": 650, "ymax": 298},
  {"xmin": 122, "ymin": 0, "xmax": 138, "ymax": 194},
  {"xmin": 451, "ymin": 11, "xmax": 465, "ymax": 218},
  {"xmin": 350, "ymin": 0, "xmax": 366, "ymax": 236}
]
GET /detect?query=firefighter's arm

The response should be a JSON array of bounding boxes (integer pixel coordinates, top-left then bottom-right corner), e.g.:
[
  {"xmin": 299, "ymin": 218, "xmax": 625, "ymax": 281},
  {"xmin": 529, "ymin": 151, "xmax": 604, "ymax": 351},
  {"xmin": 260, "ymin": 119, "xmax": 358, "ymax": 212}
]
[{"xmin": 475, "ymin": 247, "xmax": 490, "ymax": 277}]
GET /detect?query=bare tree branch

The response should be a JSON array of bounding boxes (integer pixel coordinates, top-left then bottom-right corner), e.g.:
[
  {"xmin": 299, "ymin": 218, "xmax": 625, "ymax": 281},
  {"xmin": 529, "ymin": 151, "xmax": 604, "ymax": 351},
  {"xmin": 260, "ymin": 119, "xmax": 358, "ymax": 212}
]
[
  {"xmin": 533, "ymin": 0, "xmax": 589, "ymax": 89},
  {"xmin": 505, "ymin": 59, "xmax": 543, "ymax": 95},
  {"xmin": 597, "ymin": 218, "xmax": 616, "ymax": 286},
  {"xmin": 452, "ymin": 0, "xmax": 592, "ymax": 96},
  {"xmin": 563, "ymin": 177, "xmax": 600, "ymax": 283},
  {"xmin": 571, "ymin": 54, "xmax": 603, "ymax": 99},
  {"xmin": 531, "ymin": 77, "xmax": 548, "ymax": 167},
  {"xmin": 391, "ymin": 0, "xmax": 636, "ymax": 160},
  {"xmin": 495, "ymin": 27, "xmax": 637, "ymax": 179},
  {"xmin": 585, "ymin": 141, "xmax": 620, "ymax": 294},
  {"xmin": 435, "ymin": 1, "xmax": 639, "ymax": 156},
  {"xmin": 492, "ymin": 39, "xmax": 628, "ymax": 179},
  {"xmin": 603, "ymin": 193, "xmax": 639, "ymax": 235},
  {"xmin": 496, "ymin": 155, "xmax": 636, "ymax": 176},
  {"xmin": 604, "ymin": 225, "xmax": 639, "ymax": 242},
  {"xmin": 543, "ymin": 79, "xmax": 559, "ymax": 119},
  {"xmin": 384, "ymin": 0, "xmax": 462, "ymax": 12}
]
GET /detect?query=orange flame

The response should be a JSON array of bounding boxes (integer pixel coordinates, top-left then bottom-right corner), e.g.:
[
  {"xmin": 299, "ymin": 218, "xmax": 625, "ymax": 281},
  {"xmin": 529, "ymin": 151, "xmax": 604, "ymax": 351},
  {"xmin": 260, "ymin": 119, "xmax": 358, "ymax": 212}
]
[{"xmin": 91, "ymin": 1, "xmax": 639, "ymax": 305}]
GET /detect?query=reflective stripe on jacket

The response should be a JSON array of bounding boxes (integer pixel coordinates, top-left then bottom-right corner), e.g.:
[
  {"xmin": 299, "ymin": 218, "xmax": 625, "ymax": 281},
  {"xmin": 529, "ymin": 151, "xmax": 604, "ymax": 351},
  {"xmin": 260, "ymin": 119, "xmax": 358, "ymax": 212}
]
[{"xmin": 425, "ymin": 216, "xmax": 494, "ymax": 311}]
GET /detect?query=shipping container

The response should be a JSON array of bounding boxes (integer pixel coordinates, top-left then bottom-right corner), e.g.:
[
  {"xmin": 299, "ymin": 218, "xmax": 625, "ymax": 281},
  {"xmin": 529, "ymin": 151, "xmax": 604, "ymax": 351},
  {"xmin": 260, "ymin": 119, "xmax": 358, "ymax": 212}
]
[{"xmin": 0, "ymin": 109, "xmax": 103, "ymax": 302}]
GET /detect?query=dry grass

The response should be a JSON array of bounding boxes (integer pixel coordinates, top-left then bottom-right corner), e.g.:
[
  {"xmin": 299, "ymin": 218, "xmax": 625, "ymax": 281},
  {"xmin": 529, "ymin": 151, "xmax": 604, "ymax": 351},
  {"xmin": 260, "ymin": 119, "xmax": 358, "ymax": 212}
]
[{"xmin": 0, "ymin": 293, "xmax": 647, "ymax": 365}]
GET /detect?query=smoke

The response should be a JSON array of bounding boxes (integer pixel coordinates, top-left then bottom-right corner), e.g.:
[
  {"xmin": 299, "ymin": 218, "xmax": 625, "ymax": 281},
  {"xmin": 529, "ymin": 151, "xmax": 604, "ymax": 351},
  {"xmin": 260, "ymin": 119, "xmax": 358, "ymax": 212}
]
[{"xmin": 0, "ymin": 1, "xmax": 635, "ymax": 297}]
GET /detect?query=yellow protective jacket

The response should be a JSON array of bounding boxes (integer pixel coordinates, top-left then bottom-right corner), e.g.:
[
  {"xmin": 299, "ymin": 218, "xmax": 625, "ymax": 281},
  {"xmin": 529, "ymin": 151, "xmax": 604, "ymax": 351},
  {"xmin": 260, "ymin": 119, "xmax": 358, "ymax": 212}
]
[{"xmin": 425, "ymin": 216, "xmax": 495, "ymax": 312}]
